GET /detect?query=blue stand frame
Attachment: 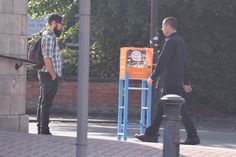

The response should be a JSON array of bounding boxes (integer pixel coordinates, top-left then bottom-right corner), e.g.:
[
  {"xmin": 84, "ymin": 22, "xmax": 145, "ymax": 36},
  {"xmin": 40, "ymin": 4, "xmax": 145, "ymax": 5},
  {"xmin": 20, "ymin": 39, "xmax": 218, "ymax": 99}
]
[{"xmin": 117, "ymin": 72, "xmax": 152, "ymax": 141}]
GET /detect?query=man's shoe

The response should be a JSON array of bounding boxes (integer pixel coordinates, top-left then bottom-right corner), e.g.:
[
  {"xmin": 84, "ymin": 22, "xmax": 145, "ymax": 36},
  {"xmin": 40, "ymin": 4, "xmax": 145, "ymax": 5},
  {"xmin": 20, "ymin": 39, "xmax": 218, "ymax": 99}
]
[
  {"xmin": 135, "ymin": 134, "xmax": 158, "ymax": 142},
  {"xmin": 40, "ymin": 130, "xmax": 52, "ymax": 135},
  {"xmin": 37, "ymin": 124, "xmax": 40, "ymax": 134},
  {"xmin": 181, "ymin": 136, "xmax": 200, "ymax": 145}
]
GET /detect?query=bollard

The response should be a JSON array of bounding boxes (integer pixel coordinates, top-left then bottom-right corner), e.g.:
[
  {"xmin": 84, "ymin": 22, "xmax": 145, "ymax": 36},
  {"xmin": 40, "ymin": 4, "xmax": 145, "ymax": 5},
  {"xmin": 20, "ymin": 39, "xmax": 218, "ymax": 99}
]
[{"xmin": 161, "ymin": 94, "xmax": 185, "ymax": 157}]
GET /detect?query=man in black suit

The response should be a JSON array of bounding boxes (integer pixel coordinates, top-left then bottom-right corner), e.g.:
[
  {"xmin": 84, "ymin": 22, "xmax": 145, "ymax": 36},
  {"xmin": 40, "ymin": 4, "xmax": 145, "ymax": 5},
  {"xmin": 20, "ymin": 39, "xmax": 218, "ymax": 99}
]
[{"xmin": 135, "ymin": 17, "xmax": 200, "ymax": 145}]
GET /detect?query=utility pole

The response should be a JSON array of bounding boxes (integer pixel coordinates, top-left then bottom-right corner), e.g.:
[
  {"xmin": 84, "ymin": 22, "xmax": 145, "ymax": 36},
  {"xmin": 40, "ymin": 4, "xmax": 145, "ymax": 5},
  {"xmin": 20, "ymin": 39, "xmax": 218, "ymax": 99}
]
[
  {"xmin": 76, "ymin": 0, "xmax": 91, "ymax": 156},
  {"xmin": 150, "ymin": 0, "xmax": 160, "ymax": 123},
  {"xmin": 150, "ymin": 0, "xmax": 159, "ymax": 52}
]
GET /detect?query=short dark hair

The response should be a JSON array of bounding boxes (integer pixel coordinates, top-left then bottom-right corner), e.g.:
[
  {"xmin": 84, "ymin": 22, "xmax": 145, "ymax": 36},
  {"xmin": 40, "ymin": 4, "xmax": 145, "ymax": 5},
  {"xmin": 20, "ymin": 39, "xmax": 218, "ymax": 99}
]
[
  {"xmin": 164, "ymin": 17, "xmax": 177, "ymax": 30},
  {"xmin": 48, "ymin": 13, "xmax": 63, "ymax": 25}
]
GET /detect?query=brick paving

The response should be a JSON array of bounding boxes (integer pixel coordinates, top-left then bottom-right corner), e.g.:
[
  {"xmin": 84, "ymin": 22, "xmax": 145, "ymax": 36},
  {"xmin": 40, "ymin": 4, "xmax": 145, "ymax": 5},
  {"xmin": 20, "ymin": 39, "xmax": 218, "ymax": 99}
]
[{"xmin": 1, "ymin": 131, "xmax": 236, "ymax": 157}]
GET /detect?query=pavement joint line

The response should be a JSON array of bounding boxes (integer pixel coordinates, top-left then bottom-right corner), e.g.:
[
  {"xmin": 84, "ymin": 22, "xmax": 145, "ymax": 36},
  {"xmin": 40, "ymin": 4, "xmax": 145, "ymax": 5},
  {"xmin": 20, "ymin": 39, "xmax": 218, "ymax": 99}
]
[{"xmin": 29, "ymin": 116, "xmax": 117, "ymax": 123}]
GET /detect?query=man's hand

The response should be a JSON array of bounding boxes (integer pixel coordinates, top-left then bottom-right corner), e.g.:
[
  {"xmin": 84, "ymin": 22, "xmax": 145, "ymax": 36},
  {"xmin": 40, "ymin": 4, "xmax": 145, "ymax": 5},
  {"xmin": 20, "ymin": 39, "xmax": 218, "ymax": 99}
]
[
  {"xmin": 183, "ymin": 84, "xmax": 192, "ymax": 93},
  {"xmin": 44, "ymin": 58, "xmax": 57, "ymax": 80},
  {"xmin": 51, "ymin": 74, "xmax": 57, "ymax": 80},
  {"xmin": 147, "ymin": 77, "xmax": 153, "ymax": 86}
]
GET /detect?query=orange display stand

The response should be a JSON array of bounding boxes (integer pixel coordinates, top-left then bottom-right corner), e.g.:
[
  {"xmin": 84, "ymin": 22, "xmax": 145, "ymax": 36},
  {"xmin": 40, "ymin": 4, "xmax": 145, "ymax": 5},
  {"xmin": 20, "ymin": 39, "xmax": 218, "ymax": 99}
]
[
  {"xmin": 119, "ymin": 47, "xmax": 153, "ymax": 80},
  {"xmin": 117, "ymin": 47, "xmax": 153, "ymax": 140}
]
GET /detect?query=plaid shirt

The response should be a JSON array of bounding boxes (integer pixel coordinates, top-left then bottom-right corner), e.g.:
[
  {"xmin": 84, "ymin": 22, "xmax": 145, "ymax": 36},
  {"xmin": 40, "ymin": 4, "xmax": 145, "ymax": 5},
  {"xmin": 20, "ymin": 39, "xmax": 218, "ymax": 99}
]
[{"xmin": 40, "ymin": 29, "xmax": 62, "ymax": 77}]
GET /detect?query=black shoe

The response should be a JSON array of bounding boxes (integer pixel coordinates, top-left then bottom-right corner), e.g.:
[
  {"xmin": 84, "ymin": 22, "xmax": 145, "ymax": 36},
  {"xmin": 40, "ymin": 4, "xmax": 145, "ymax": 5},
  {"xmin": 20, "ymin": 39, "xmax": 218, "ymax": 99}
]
[
  {"xmin": 135, "ymin": 134, "xmax": 158, "ymax": 142},
  {"xmin": 181, "ymin": 136, "xmax": 200, "ymax": 145},
  {"xmin": 37, "ymin": 124, "xmax": 40, "ymax": 134},
  {"xmin": 40, "ymin": 130, "xmax": 52, "ymax": 135}
]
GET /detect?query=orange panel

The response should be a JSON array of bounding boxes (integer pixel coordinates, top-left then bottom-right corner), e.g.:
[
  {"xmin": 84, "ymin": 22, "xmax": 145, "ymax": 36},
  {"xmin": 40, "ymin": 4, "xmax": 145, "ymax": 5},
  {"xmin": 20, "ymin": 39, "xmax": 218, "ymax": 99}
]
[{"xmin": 119, "ymin": 47, "xmax": 153, "ymax": 80}]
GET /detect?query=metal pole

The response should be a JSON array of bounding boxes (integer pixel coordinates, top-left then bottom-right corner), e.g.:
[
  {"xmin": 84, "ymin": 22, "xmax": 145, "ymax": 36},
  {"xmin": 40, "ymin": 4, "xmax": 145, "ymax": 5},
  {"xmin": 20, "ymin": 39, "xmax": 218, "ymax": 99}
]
[
  {"xmin": 146, "ymin": 83, "xmax": 152, "ymax": 127},
  {"xmin": 140, "ymin": 80, "xmax": 146, "ymax": 134},
  {"xmin": 117, "ymin": 79, "xmax": 123, "ymax": 140},
  {"xmin": 161, "ymin": 94, "xmax": 185, "ymax": 157},
  {"xmin": 76, "ymin": 0, "xmax": 91, "ymax": 156},
  {"xmin": 123, "ymin": 72, "xmax": 129, "ymax": 141},
  {"xmin": 150, "ymin": 0, "xmax": 160, "ymax": 123},
  {"xmin": 150, "ymin": 0, "xmax": 159, "ymax": 51}
]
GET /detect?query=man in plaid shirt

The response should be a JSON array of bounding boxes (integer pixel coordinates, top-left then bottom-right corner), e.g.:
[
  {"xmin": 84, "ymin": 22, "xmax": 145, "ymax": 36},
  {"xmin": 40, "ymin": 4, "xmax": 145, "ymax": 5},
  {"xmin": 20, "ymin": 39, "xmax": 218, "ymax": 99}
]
[{"xmin": 37, "ymin": 13, "xmax": 63, "ymax": 135}]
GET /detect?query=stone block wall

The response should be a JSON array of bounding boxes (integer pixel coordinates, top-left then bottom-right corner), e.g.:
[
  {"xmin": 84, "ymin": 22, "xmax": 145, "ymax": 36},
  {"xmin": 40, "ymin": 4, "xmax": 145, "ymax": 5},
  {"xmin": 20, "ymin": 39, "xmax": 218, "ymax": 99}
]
[{"xmin": 0, "ymin": 0, "xmax": 28, "ymax": 132}]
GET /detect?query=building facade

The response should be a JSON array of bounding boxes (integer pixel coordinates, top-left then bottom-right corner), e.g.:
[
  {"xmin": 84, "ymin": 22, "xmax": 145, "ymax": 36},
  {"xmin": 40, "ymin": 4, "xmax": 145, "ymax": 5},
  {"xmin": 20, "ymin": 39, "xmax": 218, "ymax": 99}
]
[{"xmin": 0, "ymin": 0, "xmax": 29, "ymax": 132}]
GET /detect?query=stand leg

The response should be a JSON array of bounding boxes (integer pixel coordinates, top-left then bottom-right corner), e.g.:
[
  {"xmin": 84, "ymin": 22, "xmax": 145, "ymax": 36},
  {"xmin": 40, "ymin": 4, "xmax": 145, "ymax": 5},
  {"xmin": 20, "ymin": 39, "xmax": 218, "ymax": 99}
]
[
  {"xmin": 117, "ymin": 79, "xmax": 123, "ymax": 140},
  {"xmin": 123, "ymin": 73, "xmax": 129, "ymax": 140},
  {"xmin": 140, "ymin": 80, "xmax": 146, "ymax": 134},
  {"xmin": 147, "ymin": 84, "xmax": 152, "ymax": 127}
]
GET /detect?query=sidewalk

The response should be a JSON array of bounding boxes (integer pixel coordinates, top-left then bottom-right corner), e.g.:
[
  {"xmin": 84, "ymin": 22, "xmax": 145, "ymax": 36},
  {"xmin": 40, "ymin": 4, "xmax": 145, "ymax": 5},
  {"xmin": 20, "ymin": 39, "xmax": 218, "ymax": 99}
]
[
  {"xmin": 1, "ymin": 116, "xmax": 236, "ymax": 157},
  {"xmin": 1, "ymin": 131, "xmax": 236, "ymax": 157}
]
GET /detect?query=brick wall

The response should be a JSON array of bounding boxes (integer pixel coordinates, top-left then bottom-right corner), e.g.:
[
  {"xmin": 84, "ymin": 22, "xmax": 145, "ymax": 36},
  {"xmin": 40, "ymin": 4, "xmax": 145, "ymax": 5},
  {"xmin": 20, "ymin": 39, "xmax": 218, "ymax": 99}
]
[{"xmin": 26, "ymin": 80, "xmax": 142, "ymax": 115}]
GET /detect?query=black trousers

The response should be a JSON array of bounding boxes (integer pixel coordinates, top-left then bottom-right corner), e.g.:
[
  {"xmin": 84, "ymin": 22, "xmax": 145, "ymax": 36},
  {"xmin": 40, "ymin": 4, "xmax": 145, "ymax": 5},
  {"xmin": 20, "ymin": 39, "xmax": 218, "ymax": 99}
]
[
  {"xmin": 37, "ymin": 72, "xmax": 58, "ymax": 131},
  {"xmin": 145, "ymin": 87, "xmax": 198, "ymax": 138}
]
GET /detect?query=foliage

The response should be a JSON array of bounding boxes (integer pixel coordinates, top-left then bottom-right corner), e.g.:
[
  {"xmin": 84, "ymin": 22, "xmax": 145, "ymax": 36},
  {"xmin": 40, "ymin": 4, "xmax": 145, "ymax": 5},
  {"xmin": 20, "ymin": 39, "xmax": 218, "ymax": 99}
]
[
  {"xmin": 28, "ymin": 0, "xmax": 79, "ymax": 42},
  {"xmin": 28, "ymin": 0, "xmax": 236, "ymax": 116},
  {"xmin": 61, "ymin": 48, "xmax": 78, "ymax": 78},
  {"xmin": 90, "ymin": 0, "xmax": 150, "ymax": 78}
]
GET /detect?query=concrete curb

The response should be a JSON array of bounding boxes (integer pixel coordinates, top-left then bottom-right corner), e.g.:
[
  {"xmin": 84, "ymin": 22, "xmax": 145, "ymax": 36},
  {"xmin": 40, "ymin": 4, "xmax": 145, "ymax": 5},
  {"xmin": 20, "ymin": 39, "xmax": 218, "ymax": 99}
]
[{"xmin": 29, "ymin": 116, "xmax": 117, "ymax": 123}]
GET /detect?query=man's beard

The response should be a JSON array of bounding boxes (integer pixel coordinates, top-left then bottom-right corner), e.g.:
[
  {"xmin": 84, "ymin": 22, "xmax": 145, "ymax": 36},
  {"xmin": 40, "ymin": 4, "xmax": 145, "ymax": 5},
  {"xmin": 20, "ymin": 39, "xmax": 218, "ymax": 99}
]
[{"xmin": 54, "ymin": 27, "xmax": 62, "ymax": 37}]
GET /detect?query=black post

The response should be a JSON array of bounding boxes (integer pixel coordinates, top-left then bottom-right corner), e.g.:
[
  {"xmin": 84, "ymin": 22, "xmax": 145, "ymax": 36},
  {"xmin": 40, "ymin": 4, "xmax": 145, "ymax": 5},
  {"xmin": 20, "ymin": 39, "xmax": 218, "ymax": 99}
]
[
  {"xmin": 150, "ymin": 0, "xmax": 159, "ymax": 52},
  {"xmin": 161, "ymin": 94, "xmax": 185, "ymax": 157},
  {"xmin": 150, "ymin": 0, "xmax": 161, "ymax": 123}
]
